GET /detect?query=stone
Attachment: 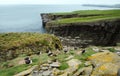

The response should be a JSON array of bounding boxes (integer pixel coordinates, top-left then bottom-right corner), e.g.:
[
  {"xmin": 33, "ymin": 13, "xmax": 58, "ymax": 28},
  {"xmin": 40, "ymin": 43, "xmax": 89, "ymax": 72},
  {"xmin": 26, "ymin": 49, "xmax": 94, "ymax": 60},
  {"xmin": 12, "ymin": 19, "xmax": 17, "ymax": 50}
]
[
  {"xmin": 92, "ymin": 47, "xmax": 99, "ymax": 52},
  {"xmin": 41, "ymin": 67, "xmax": 48, "ymax": 70},
  {"xmin": 73, "ymin": 66, "xmax": 93, "ymax": 76},
  {"xmin": 91, "ymin": 63, "xmax": 120, "ymax": 76},
  {"xmin": 67, "ymin": 59, "xmax": 81, "ymax": 67},
  {"xmin": 84, "ymin": 66, "xmax": 93, "ymax": 75},
  {"xmin": 42, "ymin": 63, "xmax": 49, "ymax": 67},
  {"xmin": 47, "ymin": 60, "xmax": 52, "ymax": 64},
  {"xmin": 50, "ymin": 62, "xmax": 60, "ymax": 68},
  {"xmin": 87, "ymin": 51, "xmax": 120, "ymax": 66},
  {"xmin": 42, "ymin": 70, "xmax": 52, "ymax": 76},
  {"xmin": 84, "ymin": 61, "xmax": 92, "ymax": 66},
  {"xmin": 75, "ymin": 36, "xmax": 80, "ymax": 39},
  {"xmin": 65, "ymin": 66, "xmax": 79, "ymax": 75},
  {"xmin": 52, "ymin": 68, "xmax": 63, "ymax": 76},
  {"xmin": 117, "ymin": 69, "xmax": 120, "ymax": 76},
  {"xmin": 59, "ymin": 72, "xmax": 68, "ymax": 76},
  {"xmin": 14, "ymin": 65, "xmax": 37, "ymax": 76},
  {"xmin": 73, "ymin": 68, "xmax": 85, "ymax": 76},
  {"xmin": 65, "ymin": 55, "xmax": 74, "ymax": 60},
  {"xmin": 100, "ymin": 50, "xmax": 110, "ymax": 52},
  {"xmin": 116, "ymin": 51, "xmax": 120, "ymax": 56}
]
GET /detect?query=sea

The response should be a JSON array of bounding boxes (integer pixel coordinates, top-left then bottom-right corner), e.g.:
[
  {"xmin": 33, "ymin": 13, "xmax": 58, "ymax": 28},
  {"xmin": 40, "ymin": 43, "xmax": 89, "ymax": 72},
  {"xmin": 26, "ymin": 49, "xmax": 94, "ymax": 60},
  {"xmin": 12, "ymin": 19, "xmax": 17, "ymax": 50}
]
[{"xmin": 0, "ymin": 5, "xmax": 118, "ymax": 33}]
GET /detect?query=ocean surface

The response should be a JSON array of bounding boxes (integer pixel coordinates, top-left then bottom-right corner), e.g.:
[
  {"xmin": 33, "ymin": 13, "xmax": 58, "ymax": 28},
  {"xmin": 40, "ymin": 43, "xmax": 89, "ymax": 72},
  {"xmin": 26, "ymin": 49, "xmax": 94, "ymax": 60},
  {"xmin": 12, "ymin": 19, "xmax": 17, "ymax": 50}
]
[{"xmin": 0, "ymin": 5, "xmax": 118, "ymax": 33}]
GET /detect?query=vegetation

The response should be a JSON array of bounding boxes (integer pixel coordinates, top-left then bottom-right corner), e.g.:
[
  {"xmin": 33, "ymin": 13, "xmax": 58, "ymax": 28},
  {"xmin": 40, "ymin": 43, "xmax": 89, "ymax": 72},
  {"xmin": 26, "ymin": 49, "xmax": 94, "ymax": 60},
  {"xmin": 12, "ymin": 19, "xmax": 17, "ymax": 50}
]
[
  {"xmin": 49, "ymin": 10, "xmax": 120, "ymax": 24},
  {"xmin": 0, "ymin": 53, "xmax": 50, "ymax": 76},
  {"xmin": 0, "ymin": 33, "xmax": 62, "ymax": 61},
  {"xmin": 107, "ymin": 48, "xmax": 117, "ymax": 52},
  {"xmin": 58, "ymin": 62, "xmax": 69, "ymax": 70}
]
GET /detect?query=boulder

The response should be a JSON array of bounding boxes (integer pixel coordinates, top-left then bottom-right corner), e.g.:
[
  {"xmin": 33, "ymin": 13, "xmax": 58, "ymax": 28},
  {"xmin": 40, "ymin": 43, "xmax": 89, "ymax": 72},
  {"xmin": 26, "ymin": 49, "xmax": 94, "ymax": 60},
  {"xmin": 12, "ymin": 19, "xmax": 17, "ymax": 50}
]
[
  {"xmin": 87, "ymin": 51, "xmax": 120, "ymax": 66},
  {"xmin": 67, "ymin": 59, "xmax": 81, "ymax": 67},
  {"xmin": 73, "ymin": 66, "xmax": 93, "ymax": 76},
  {"xmin": 92, "ymin": 63, "xmax": 120, "ymax": 76}
]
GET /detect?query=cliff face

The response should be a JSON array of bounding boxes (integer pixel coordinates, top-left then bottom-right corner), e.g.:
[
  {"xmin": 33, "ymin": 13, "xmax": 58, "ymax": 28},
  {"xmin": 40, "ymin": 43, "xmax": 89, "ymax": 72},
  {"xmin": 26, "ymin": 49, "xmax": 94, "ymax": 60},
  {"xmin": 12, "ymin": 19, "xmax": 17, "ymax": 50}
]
[{"xmin": 41, "ymin": 13, "xmax": 120, "ymax": 47}]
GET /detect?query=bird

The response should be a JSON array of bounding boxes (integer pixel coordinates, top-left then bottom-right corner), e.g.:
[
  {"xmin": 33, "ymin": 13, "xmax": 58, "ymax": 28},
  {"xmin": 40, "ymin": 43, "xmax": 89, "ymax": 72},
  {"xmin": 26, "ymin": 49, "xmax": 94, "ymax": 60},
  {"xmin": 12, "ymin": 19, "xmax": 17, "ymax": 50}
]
[{"xmin": 81, "ymin": 50, "xmax": 86, "ymax": 54}]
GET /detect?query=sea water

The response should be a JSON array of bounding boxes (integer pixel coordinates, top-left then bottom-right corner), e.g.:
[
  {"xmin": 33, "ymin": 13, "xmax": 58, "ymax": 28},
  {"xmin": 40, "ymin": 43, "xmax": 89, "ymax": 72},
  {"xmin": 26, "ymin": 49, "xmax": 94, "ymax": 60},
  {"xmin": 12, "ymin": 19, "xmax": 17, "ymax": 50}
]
[{"xmin": 0, "ymin": 5, "xmax": 117, "ymax": 33}]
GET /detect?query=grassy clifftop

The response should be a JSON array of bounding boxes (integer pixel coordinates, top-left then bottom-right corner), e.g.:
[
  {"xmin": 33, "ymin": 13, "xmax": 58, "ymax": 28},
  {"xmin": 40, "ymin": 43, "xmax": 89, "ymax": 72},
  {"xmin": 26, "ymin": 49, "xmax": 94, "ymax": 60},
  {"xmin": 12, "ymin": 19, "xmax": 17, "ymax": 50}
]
[
  {"xmin": 48, "ymin": 10, "xmax": 120, "ymax": 24},
  {"xmin": 0, "ymin": 33, "xmax": 62, "ymax": 61}
]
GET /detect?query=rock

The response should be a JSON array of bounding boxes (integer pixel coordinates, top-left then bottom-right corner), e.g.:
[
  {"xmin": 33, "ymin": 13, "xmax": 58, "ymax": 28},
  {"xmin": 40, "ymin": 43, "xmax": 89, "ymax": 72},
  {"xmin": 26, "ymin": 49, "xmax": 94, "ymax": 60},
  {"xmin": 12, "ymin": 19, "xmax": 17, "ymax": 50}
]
[
  {"xmin": 65, "ymin": 55, "xmax": 74, "ymax": 60},
  {"xmin": 62, "ymin": 66, "xmax": 78, "ymax": 76},
  {"xmin": 14, "ymin": 65, "xmax": 38, "ymax": 76},
  {"xmin": 116, "ymin": 51, "xmax": 120, "ymax": 56},
  {"xmin": 41, "ymin": 67, "xmax": 48, "ymax": 71},
  {"xmin": 100, "ymin": 50, "xmax": 110, "ymax": 52},
  {"xmin": 52, "ymin": 68, "xmax": 63, "ymax": 76},
  {"xmin": 75, "ymin": 36, "xmax": 80, "ymax": 39},
  {"xmin": 84, "ymin": 61, "xmax": 92, "ymax": 66},
  {"xmin": 50, "ymin": 62, "xmax": 60, "ymax": 68},
  {"xmin": 61, "ymin": 59, "xmax": 82, "ymax": 75},
  {"xmin": 42, "ymin": 63, "xmax": 49, "ymax": 67},
  {"xmin": 73, "ymin": 68, "xmax": 85, "ymax": 76},
  {"xmin": 42, "ymin": 70, "xmax": 52, "ymax": 76},
  {"xmin": 92, "ymin": 63, "xmax": 120, "ymax": 76},
  {"xmin": 87, "ymin": 51, "xmax": 120, "ymax": 66},
  {"xmin": 117, "ymin": 69, "xmax": 120, "ymax": 76},
  {"xmin": 67, "ymin": 59, "xmax": 81, "ymax": 67},
  {"xmin": 92, "ymin": 47, "xmax": 99, "ymax": 52},
  {"xmin": 73, "ymin": 66, "xmax": 93, "ymax": 76},
  {"xmin": 32, "ymin": 70, "xmax": 39, "ymax": 76},
  {"xmin": 59, "ymin": 72, "xmax": 68, "ymax": 76},
  {"xmin": 84, "ymin": 66, "xmax": 93, "ymax": 75}
]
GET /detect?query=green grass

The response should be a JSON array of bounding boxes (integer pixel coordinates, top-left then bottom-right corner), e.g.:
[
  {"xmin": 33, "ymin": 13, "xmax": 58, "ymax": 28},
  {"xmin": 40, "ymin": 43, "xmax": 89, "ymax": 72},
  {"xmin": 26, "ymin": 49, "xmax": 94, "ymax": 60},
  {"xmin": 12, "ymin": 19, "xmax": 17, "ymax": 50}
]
[
  {"xmin": 0, "ymin": 53, "xmax": 50, "ymax": 76},
  {"xmin": 48, "ymin": 10, "xmax": 120, "ymax": 24},
  {"xmin": 107, "ymin": 48, "xmax": 117, "ymax": 52},
  {"xmin": 74, "ymin": 48, "xmax": 96, "ymax": 61},
  {"xmin": 58, "ymin": 62, "xmax": 69, "ymax": 70},
  {"xmin": 0, "ymin": 64, "xmax": 30, "ymax": 76}
]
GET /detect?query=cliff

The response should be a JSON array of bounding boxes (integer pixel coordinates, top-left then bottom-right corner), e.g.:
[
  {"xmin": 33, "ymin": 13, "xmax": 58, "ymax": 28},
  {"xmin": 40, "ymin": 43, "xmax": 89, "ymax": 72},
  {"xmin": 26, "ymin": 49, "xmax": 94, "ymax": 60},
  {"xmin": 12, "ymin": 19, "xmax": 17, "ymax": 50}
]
[{"xmin": 41, "ymin": 10, "xmax": 120, "ymax": 47}]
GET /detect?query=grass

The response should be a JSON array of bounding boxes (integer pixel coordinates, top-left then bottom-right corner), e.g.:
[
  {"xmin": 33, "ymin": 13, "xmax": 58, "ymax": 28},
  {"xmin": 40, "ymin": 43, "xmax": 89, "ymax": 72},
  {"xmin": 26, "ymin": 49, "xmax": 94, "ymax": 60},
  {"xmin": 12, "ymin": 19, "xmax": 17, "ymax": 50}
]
[
  {"xmin": 0, "ymin": 33, "xmax": 62, "ymax": 61},
  {"xmin": 74, "ymin": 48, "xmax": 96, "ymax": 61},
  {"xmin": 107, "ymin": 48, "xmax": 117, "ymax": 52},
  {"xmin": 0, "ymin": 53, "xmax": 50, "ymax": 76},
  {"xmin": 47, "ymin": 10, "xmax": 120, "ymax": 24},
  {"xmin": 0, "ymin": 64, "xmax": 31, "ymax": 76},
  {"xmin": 58, "ymin": 62, "xmax": 69, "ymax": 70}
]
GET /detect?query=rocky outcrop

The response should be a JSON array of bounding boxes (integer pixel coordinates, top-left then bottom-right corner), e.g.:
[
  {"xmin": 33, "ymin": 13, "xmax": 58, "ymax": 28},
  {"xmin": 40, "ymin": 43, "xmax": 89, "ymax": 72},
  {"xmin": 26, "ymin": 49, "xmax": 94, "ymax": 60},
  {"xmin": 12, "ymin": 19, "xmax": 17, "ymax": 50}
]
[
  {"xmin": 41, "ymin": 13, "xmax": 120, "ymax": 47},
  {"xmin": 88, "ymin": 51, "xmax": 120, "ymax": 76}
]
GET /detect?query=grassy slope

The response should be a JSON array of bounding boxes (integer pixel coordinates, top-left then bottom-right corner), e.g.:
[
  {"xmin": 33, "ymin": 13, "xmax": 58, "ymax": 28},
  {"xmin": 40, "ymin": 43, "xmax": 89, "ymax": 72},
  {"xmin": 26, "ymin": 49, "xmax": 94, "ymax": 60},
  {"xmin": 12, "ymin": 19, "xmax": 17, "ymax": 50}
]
[
  {"xmin": 50, "ymin": 10, "xmax": 120, "ymax": 24},
  {"xmin": 0, "ymin": 33, "xmax": 62, "ymax": 61}
]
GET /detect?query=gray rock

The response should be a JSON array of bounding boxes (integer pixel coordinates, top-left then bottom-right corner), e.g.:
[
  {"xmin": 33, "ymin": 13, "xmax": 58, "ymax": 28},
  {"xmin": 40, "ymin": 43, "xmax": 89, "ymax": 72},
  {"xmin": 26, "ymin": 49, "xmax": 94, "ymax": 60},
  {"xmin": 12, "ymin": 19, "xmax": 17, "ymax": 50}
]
[
  {"xmin": 42, "ymin": 70, "xmax": 52, "ymax": 76},
  {"xmin": 50, "ymin": 62, "xmax": 60, "ymax": 68},
  {"xmin": 117, "ymin": 69, "xmax": 120, "ymax": 76},
  {"xmin": 41, "ymin": 67, "xmax": 49, "ymax": 71}
]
